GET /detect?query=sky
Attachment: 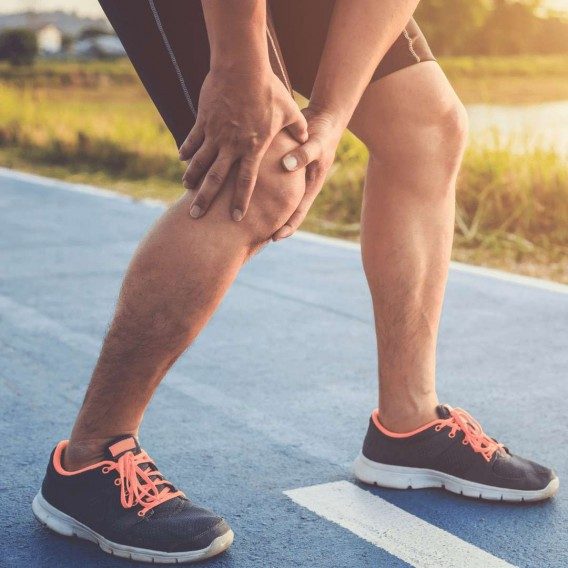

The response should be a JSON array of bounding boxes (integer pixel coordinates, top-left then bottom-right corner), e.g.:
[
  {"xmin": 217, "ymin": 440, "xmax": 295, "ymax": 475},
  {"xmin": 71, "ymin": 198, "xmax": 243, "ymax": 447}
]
[{"xmin": 0, "ymin": 0, "xmax": 567, "ymax": 17}]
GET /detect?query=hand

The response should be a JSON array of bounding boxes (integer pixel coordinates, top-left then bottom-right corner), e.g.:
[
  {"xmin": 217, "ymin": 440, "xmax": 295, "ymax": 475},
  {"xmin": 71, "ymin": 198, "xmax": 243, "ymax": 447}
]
[
  {"xmin": 273, "ymin": 108, "xmax": 344, "ymax": 240},
  {"xmin": 179, "ymin": 68, "xmax": 307, "ymax": 221}
]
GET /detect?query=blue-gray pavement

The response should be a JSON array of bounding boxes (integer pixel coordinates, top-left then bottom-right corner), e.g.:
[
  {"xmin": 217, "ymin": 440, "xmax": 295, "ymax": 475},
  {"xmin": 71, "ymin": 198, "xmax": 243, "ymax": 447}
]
[{"xmin": 0, "ymin": 168, "xmax": 567, "ymax": 568}]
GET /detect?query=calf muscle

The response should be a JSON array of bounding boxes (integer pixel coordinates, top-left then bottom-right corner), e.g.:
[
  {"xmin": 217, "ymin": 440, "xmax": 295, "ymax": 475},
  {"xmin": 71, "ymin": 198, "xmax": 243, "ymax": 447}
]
[{"xmin": 66, "ymin": 132, "xmax": 305, "ymax": 467}]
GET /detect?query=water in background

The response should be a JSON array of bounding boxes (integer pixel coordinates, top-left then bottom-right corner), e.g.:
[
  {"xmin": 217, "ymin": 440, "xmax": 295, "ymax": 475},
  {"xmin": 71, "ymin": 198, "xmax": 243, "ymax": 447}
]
[{"xmin": 466, "ymin": 101, "xmax": 568, "ymax": 157}]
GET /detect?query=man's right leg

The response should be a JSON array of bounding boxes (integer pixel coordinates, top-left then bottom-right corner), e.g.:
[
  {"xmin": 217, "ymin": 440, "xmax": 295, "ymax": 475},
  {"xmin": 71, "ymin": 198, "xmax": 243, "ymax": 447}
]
[{"xmin": 65, "ymin": 132, "xmax": 306, "ymax": 470}]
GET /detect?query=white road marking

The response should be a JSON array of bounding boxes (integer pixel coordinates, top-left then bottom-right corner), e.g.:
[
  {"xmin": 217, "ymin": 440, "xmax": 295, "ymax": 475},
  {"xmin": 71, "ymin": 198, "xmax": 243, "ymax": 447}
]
[
  {"xmin": 1, "ymin": 166, "xmax": 566, "ymax": 295},
  {"xmin": 284, "ymin": 481, "xmax": 516, "ymax": 568}
]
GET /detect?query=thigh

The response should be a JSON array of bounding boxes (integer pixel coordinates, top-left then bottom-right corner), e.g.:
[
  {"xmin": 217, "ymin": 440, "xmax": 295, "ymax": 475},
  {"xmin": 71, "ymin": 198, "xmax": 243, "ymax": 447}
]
[{"xmin": 269, "ymin": 1, "xmax": 435, "ymax": 99}]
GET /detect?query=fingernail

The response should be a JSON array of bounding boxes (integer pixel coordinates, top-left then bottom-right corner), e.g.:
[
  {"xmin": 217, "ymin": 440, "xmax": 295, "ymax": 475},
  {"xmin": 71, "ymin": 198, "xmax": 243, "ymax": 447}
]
[
  {"xmin": 232, "ymin": 209, "xmax": 243, "ymax": 222},
  {"xmin": 282, "ymin": 155, "xmax": 298, "ymax": 171},
  {"xmin": 190, "ymin": 205, "xmax": 202, "ymax": 219},
  {"xmin": 276, "ymin": 226, "xmax": 293, "ymax": 240}
]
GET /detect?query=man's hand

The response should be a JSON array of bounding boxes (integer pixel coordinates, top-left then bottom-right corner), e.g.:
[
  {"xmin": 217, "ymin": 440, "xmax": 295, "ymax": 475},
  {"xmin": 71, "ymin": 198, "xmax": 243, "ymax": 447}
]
[
  {"xmin": 273, "ymin": 109, "xmax": 344, "ymax": 240},
  {"xmin": 179, "ymin": 69, "xmax": 307, "ymax": 221}
]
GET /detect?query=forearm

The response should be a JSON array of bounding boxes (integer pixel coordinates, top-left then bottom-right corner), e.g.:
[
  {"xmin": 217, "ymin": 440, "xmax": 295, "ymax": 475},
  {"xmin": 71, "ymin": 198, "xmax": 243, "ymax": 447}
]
[
  {"xmin": 202, "ymin": 0, "xmax": 269, "ymax": 72},
  {"xmin": 310, "ymin": 0, "xmax": 420, "ymax": 127}
]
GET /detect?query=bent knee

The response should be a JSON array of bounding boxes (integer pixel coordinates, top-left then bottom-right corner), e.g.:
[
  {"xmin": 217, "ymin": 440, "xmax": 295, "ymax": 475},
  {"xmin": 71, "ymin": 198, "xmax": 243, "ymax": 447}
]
[
  {"xmin": 241, "ymin": 132, "xmax": 306, "ymax": 244},
  {"xmin": 438, "ymin": 99, "xmax": 469, "ymax": 158},
  {"xmin": 368, "ymin": 97, "xmax": 468, "ymax": 172}
]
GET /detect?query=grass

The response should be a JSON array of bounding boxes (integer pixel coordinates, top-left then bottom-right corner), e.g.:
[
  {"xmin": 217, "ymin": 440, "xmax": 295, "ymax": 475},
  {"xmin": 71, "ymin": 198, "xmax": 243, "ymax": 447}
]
[
  {"xmin": 1, "ymin": 58, "xmax": 567, "ymax": 283},
  {"xmin": 3, "ymin": 55, "xmax": 568, "ymax": 104},
  {"xmin": 439, "ymin": 55, "xmax": 568, "ymax": 104}
]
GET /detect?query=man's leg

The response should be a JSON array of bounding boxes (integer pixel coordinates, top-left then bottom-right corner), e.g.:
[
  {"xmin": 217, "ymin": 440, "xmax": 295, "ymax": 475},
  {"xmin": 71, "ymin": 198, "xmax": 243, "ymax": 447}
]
[
  {"xmin": 348, "ymin": 62, "xmax": 468, "ymax": 432},
  {"xmin": 65, "ymin": 133, "xmax": 305, "ymax": 470}
]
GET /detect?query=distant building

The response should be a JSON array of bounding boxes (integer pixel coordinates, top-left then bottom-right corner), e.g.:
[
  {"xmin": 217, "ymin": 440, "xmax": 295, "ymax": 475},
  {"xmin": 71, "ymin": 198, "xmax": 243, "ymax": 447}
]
[
  {"xmin": 33, "ymin": 23, "xmax": 63, "ymax": 54},
  {"xmin": 0, "ymin": 11, "xmax": 117, "ymax": 58}
]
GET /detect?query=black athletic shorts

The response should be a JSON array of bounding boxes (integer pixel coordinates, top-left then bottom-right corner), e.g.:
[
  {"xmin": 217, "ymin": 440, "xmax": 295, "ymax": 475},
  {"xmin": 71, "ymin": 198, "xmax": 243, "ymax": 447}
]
[{"xmin": 99, "ymin": 0, "xmax": 435, "ymax": 149}]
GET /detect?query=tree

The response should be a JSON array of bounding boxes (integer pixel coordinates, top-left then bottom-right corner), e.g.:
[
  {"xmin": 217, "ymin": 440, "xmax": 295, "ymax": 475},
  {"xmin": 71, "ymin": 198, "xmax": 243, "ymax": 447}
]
[
  {"xmin": 78, "ymin": 26, "xmax": 110, "ymax": 41},
  {"xmin": 415, "ymin": 0, "xmax": 491, "ymax": 56},
  {"xmin": 473, "ymin": 0, "xmax": 542, "ymax": 55},
  {"xmin": 0, "ymin": 28, "xmax": 38, "ymax": 66},
  {"xmin": 61, "ymin": 33, "xmax": 74, "ymax": 54}
]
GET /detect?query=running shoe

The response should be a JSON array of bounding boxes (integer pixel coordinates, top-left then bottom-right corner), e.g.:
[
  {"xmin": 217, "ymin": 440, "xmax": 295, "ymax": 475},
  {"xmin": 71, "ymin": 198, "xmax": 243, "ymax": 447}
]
[
  {"xmin": 33, "ymin": 435, "xmax": 234, "ymax": 563},
  {"xmin": 353, "ymin": 405, "xmax": 558, "ymax": 502}
]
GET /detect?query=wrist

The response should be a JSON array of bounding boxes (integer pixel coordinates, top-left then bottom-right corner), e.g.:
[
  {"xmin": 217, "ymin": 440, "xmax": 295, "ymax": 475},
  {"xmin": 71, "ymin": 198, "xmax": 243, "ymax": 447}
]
[
  {"xmin": 210, "ymin": 56, "xmax": 271, "ymax": 76},
  {"xmin": 305, "ymin": 104, "xmax": 349, "ymax": 135}
]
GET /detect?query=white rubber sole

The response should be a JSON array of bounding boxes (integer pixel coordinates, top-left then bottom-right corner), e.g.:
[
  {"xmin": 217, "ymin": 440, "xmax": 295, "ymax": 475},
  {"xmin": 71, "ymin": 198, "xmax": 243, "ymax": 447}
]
[
  {"xmin": 352, "ymin": 453, "xmax": 559, "ymax": 502},
  {"xmin": 32, "ymin": 492, "xmax": 234, "ymax": 564}
]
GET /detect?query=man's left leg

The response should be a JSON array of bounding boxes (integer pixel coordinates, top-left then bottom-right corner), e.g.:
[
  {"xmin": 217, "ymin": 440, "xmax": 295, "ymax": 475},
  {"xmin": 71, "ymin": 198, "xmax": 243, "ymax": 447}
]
[{"xmin": 348, "ymin": 61, "xmax": 558, "ymax": 501}]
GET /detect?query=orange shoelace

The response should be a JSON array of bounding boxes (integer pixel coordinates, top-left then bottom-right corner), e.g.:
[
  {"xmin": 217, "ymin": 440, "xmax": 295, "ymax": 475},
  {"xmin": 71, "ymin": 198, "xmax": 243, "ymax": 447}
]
[
  {"xmin": 102, "ymin": 450, "xmax": 184, "ymax": 516},
  {"xmin": 435, "ymin": 407, "xmax": 506, "ymax": 462}
]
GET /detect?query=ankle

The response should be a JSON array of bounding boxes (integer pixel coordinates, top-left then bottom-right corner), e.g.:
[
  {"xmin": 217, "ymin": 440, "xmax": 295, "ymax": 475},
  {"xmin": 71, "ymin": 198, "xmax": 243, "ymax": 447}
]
[
  {"xmin": 63, "ymin": 440, "xmax": 107, "ymax": 471},
  {"xmin": 64, "ymin": 433, "xmax": 136, "ymax": 471},
  {"xmin": 378, "ymin": 399, "xmax": 439, "ymax": 433}
]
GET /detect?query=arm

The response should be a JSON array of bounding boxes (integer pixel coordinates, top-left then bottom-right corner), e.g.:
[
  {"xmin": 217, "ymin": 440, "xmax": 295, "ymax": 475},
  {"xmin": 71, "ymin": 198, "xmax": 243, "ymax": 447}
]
[
  {"xmin": 274, "ymin": 0, "xmax": 420, "ymax": 240},
  {"xmin": 203, "ymin": 0, "xmax": 268, "ymax": 73},
  {"xmin": 179, "ymin": 1, "xmax": 307, "ymax": 222},
  {"xmin": 310, "ymin": 0, "xmax": 420, "ymax": 128}
]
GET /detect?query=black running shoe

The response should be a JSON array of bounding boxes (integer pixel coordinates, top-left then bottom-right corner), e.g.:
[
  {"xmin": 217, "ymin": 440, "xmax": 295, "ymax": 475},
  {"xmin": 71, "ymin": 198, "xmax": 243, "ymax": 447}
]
[
  {"xmin": 353, "ymin": 405, "xmax": 559, "ymax": 502},
  {"xmin": 33, "ymin": 436, "xmax": 234, "ymax": 563}
]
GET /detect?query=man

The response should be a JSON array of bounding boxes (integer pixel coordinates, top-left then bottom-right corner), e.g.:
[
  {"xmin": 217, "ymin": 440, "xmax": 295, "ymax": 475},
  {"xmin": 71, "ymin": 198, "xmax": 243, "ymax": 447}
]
[{"xmin": 33, "ymin": 0, "xmax": 558, "ymax": 564}]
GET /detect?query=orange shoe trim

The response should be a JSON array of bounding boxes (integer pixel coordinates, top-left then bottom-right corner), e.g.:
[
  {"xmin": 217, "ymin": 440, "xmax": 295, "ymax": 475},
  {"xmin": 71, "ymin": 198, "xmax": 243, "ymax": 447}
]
[
  {"xmin": 53, "ymin": 440, "xmax": 114, "ymax": 476},
  {"xmin": 51, "ymin": 440, "xmax": 185, "ymax": 516},
  {"xmin": 108, "ymin": 437, "xmax": 137, "ymax": 457},
  {"xmin": 371, "ymin": 409, "xmax": 444, "ymax": 438},
  {"xmin": 371, "ymin": 407, "xmax": 505, "ymax": 462}
]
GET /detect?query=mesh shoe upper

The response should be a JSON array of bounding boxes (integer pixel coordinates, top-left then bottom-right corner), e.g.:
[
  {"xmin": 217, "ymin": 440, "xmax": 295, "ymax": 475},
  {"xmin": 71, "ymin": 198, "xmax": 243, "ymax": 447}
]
[
  {"xmin": 362, "ymin": 405, "xmax": 556, "ymax": 491},
  {"xmin": 40, "ymin": 436, "xmax": 230, "ymax": 553}
]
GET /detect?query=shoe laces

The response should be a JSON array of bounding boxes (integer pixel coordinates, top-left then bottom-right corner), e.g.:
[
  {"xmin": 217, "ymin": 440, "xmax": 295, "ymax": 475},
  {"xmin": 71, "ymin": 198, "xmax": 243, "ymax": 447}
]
[
  {"xmin": 435, "ymin": 407, "xmax": 506, "ymax": 462},
  {"xmin": 102, "ymin": 450, "xmax": 184, "ymax": 517}
]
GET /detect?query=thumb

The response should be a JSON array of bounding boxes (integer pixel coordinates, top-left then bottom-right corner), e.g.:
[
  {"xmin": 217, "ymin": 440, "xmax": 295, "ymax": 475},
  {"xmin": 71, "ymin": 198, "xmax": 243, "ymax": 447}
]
[{"xmin": 281, "ymin": 137, "xmax": 322, "ymax": 172}]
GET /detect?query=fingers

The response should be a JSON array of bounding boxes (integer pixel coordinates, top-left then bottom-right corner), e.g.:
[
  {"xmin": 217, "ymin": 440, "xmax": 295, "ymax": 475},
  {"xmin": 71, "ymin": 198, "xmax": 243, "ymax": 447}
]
[
  {"xmin": 188, "ymin": 152, "xmax": 233, "ymax": 218},
  {"xmin": 281, "ymin": 137, "xmax": 322, "ymax": 172},
  {"xmin": 179, "ymin": 125, "xmax": 204, "ymax": 160},
  {"xmin": 273, "ymin": 162, "xmax": 322, "ymax": 240},
  {"xmin": 182, "ymin": 144, "xmax": 217, "ymax": 191},
  {"xmin": 230, "ymin": 155, "xmax": 262, "ymax": 221}
]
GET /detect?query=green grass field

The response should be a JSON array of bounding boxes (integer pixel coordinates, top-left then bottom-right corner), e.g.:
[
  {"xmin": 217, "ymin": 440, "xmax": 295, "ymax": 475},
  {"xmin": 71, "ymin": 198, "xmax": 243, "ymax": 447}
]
[{"xmin": 1, "ymin": 57, "xmax": 567, "ymax": 283}]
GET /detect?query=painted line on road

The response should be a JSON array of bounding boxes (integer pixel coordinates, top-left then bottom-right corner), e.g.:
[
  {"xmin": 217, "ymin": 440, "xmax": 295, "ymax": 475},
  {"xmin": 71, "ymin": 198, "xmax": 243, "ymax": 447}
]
[
  {"xmin": 284, "ymin": 481, "xmax": 516, "ymax": 568},
  {"xmin": 1, "ymin": 166, "xmax": 566, "ymax": 296}
]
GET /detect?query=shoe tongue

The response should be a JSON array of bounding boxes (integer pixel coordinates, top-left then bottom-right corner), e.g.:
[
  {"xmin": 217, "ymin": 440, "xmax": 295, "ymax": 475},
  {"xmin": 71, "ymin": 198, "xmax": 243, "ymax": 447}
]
[
  {"xmin": 104, "ymin": 435, "xmax": 141, "ymax": 460},
  {"xmin": 435, "ymin": 404, "xmax": 452, "ymax": 419}
]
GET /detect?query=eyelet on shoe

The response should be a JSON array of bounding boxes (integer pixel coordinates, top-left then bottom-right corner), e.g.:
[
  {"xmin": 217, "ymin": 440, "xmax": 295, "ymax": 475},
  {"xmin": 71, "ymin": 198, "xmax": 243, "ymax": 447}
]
[
  {"xmin": 462, "ymin": 439, "xmax": 469, "ymax": 445},
  {"xmin": 448, "ymin": 432, "xmax": 456, "ymax": 438},
  {"xmin": 435, "ymin": 425, "xmax": 442, "ymax": 432},
  {"xmin": 102, "ymin": 467, "xmax": 110, "ymax": 474},
  {"xmin": 114, "ymin": 478, "xmax": 121, "ymax": 486},
  {"xmin": 137, "ymin": 510, "xmax": 145, "ymax": 517}
]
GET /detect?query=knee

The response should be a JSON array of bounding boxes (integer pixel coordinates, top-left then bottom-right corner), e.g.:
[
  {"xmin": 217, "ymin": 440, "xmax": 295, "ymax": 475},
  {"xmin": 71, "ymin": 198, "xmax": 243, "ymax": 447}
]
[
  {"xmin": 435, "ymin": 99, "xmax": 469, "ymax": 170},
  {"xmin": 368, "ymin": 97, "xmax": 468, "ymax": 187},
  {"xmin": 241, "ymin": 133, "xmax": 306, "ymax": 246}
]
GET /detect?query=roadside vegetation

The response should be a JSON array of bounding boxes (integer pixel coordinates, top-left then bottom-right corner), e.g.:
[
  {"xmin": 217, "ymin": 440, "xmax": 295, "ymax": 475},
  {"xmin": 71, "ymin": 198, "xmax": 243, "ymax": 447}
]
[{"xmin": 0, "ymin": 58, "xmax": 567, "ymax": 283}]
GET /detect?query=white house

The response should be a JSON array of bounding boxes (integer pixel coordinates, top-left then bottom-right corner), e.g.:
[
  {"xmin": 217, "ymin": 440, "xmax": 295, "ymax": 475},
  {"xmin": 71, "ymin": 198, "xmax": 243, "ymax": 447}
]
[{"xmin": 34, "ymin": 23, "xmax": 62, "ymax": 54}]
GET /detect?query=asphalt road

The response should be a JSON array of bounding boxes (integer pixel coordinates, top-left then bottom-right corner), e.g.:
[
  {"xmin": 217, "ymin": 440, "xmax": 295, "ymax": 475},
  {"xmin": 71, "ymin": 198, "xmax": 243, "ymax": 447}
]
[{"xmin": 1, "ymin": 168, "xmax": 567, "ymax": 567}]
